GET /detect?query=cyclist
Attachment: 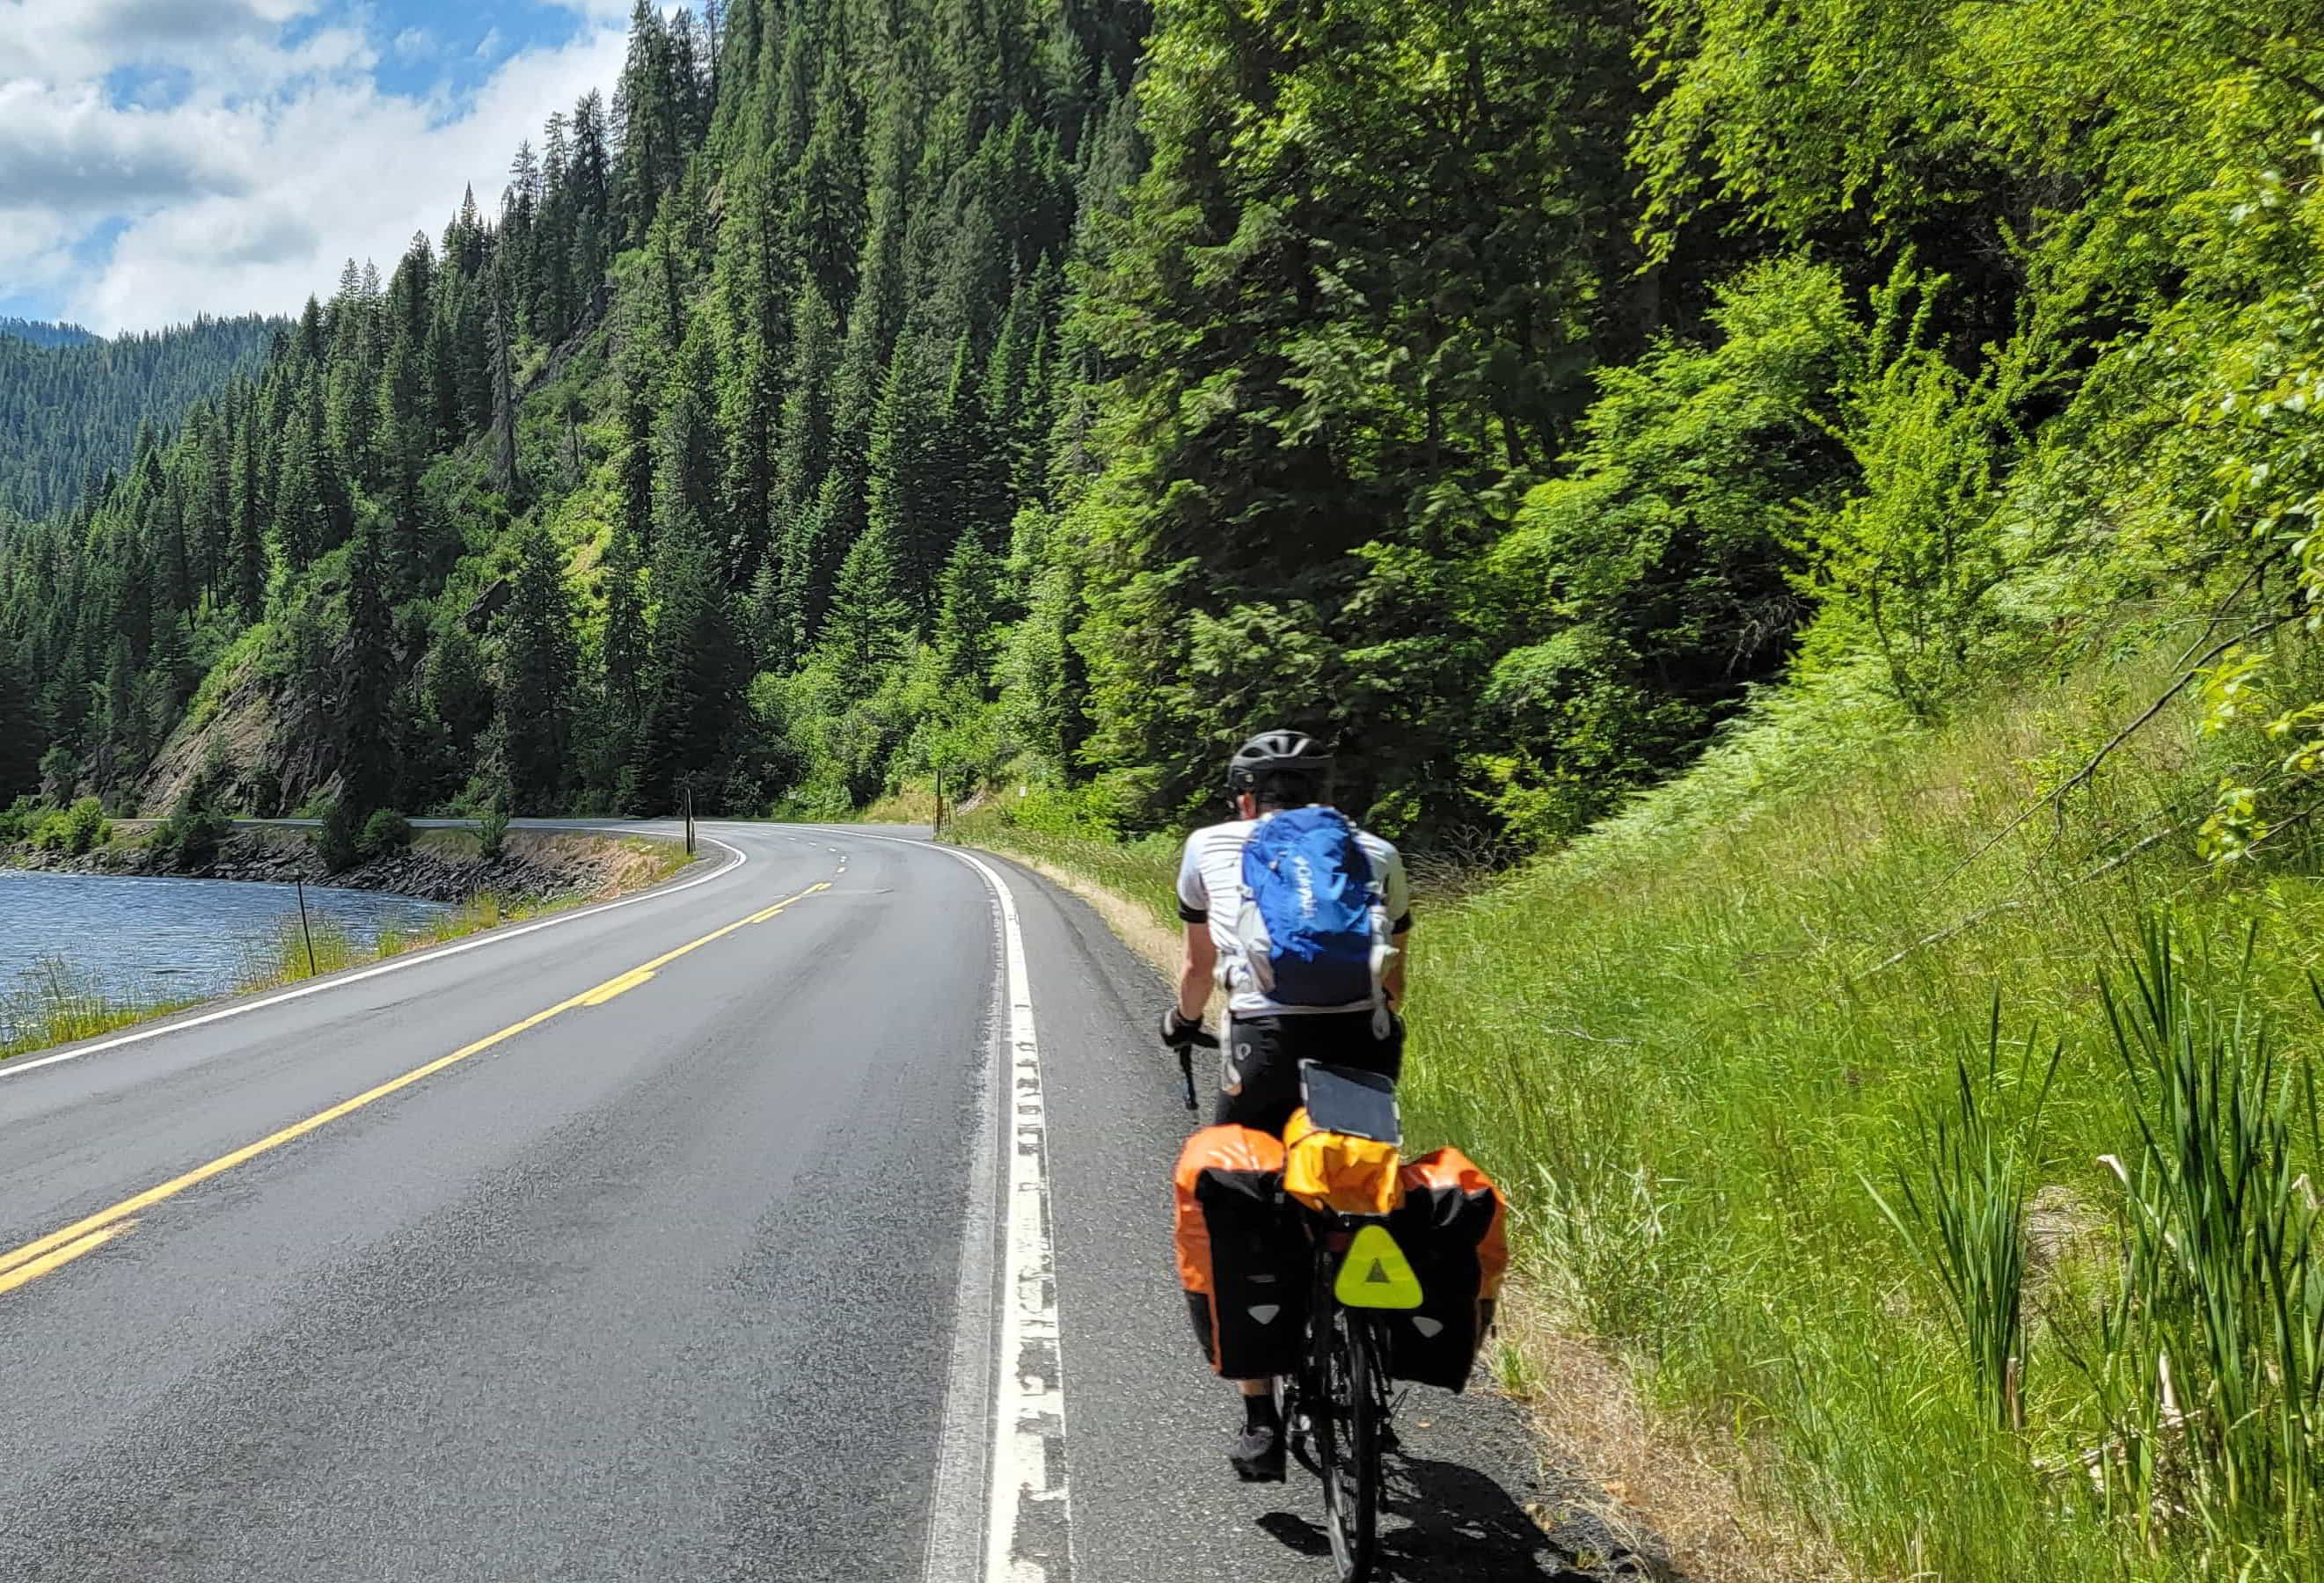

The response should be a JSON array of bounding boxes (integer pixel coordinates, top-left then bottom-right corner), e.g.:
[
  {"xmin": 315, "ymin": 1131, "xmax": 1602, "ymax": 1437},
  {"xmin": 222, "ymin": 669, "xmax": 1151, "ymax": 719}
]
[{"xmin": 1160, "ymin": 729, "xmax": 1412, "ymax": 1482}]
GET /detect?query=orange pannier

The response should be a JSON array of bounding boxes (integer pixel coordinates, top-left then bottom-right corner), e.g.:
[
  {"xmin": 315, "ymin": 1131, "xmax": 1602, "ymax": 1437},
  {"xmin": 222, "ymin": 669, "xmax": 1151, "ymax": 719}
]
[
  {"xmin": 1173, "ymin": 1125, "xmax": 1306, "ymax": 1379},
  {"xmin": 1379, "ymin": 1146, "xmax": 1509, "ymax": 1390}
]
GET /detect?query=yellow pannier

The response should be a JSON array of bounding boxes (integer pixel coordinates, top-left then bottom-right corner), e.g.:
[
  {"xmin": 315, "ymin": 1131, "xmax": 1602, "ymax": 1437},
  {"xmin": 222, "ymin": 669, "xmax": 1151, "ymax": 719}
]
[{"xmin": 1282, "ymin": 1106, "xmax": 1403, "ymax": 1217}]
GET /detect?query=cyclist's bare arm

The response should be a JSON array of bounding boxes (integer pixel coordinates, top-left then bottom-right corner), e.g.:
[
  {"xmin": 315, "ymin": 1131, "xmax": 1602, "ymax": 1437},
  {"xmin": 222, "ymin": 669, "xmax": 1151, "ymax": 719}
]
[
  {"xmin": 1179, "ymin": 924, "xmax": 1217, "ymax": 1021},
  {"xmin": 1385, "ymin": 930, "xmax": 1408, "ymax": 1010}
]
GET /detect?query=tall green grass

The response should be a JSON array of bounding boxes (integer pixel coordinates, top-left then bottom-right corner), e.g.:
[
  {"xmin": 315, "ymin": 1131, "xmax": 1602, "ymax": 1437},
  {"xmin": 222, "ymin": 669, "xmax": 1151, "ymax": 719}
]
[
  {"xmin": 0, "ymin": 959, "xmax": 200, "ymax": 1059},
  {"xmin": 1399, "ymin": 653, "xmax": 2324, "ymax": 1579},
  {"xmin": 967, "ymin": 647, "xmax": 2324, "ymax": 1578}
]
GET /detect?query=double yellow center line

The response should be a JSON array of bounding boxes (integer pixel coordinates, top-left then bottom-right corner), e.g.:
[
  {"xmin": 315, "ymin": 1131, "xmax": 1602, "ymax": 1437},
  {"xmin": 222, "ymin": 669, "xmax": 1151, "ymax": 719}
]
[{"xmin": 0, "ymin": 880, "xmax": 831, "ymax": 1298}]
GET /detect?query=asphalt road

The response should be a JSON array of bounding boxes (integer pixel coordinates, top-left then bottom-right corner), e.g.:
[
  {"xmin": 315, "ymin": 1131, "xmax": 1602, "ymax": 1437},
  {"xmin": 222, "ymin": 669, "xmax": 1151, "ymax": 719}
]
[{"xmin": 0, "ymin": 821, "xmax": 1629, "ymax": 1582}]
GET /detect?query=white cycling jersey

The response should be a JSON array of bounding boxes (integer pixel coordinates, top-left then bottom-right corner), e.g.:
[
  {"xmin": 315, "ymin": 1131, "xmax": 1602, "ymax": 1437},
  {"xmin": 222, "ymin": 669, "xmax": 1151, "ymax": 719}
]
[{"xmin": 1175, "ymin": 808, "xmax": 1412, "ymax": 1018}]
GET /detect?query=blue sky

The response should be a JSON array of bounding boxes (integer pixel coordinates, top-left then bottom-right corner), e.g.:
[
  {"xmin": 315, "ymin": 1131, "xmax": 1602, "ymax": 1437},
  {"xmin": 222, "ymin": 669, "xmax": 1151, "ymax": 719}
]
[{"xmin": 0, "ymin": 1, "xmax": 638, "ymax": 332}]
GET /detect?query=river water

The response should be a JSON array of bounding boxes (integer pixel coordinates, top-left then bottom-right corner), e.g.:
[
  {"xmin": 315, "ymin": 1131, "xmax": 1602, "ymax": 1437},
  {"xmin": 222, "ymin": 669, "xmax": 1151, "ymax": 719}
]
[{"xmin": 0, "ymin": 870, "xmax": 454, "ymax": 1035}]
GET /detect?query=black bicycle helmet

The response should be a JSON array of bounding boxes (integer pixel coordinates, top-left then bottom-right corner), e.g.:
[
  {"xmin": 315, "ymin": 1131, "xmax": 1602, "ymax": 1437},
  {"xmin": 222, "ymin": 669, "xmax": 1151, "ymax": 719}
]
[{"xmin": 1226, "ymin": 729, "xmax": 1333, "ymax": 794}]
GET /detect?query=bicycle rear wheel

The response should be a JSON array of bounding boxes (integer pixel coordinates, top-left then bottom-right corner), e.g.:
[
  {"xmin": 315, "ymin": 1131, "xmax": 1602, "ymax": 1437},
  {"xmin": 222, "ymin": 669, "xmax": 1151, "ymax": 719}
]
[{"xmin": 1314, "ymin": 1306, "xmax": 1382, "ymax": 1583}]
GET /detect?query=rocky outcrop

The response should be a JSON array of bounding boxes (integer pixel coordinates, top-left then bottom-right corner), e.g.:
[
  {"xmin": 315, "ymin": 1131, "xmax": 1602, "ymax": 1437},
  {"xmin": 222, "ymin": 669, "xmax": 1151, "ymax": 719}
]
[{"xmin": 139, "ymin": 668, "xmax": 276, "ymax": 814}]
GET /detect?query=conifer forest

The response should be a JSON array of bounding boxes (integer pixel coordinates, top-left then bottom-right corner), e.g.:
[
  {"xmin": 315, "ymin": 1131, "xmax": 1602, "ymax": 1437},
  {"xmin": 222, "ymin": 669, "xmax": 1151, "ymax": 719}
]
[
  {"xmin": 0, "ymin": 315, "xmax": 283, "ymax": 520},
  {"xmin": 2, "ymin": 0, "xmax": 2320, "ymax": 863}
]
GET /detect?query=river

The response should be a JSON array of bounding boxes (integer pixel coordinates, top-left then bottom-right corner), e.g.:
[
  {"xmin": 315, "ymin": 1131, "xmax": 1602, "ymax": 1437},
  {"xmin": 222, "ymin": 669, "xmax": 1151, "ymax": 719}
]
[{"xmin": 0, "ymin": 869, "xmax": 454, "ymax": 1036}]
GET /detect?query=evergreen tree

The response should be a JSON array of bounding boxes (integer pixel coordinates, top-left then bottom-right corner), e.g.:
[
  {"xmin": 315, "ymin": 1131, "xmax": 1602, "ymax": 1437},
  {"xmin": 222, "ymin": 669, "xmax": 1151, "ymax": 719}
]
[
  {"xmin": 0, "ymin": 646, "xmax": 43, "ymax": 798},
  {"xmin": 227, "ymin": 417, "xmax": 267, "ymax": 622},
  {"xmin": 599, "ymin": 519, "xmax": 649, "ymax": 788},
  {"xmin": 421, "ymin": 615, "xmax": 494, "ymax": 799},
  {"xmin": 338, "ymin": 521, "xmax": 399, "ymax": 814},
  {"xmin": 493, "ymin": 528, "xmax": 579, "ymax": 808},
  {"xmin": 617, "ymin": 373, "xmax": 658, "ymax": 558},
  {"xmin": 639, "ymin": 490, "xmax": 747, "ymax": 808},
  {"xmin": 822, "ymin": 524, "xmax": 912, "ymax": 697},
  {"xmin": 932, "ymin": 528, "xmax": 1005, "ymax": 692}
]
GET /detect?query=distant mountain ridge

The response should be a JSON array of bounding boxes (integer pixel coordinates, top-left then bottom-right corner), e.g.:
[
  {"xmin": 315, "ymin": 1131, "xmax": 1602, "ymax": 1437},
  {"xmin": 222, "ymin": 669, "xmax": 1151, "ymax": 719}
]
[
  {"xmin": 0, "ymin": 317, "xmax": 99, "ymax": 350},
  {"xmin": 0, "ymin": 314, "xmax": 285, "ymax": 518}
]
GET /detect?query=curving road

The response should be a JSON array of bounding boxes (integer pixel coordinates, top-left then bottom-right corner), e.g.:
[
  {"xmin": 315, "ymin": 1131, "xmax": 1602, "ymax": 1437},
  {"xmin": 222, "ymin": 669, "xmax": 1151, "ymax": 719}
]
[{"xmin": 0, "ymin": 822, "xmax": 1590, "ymax": 1582}]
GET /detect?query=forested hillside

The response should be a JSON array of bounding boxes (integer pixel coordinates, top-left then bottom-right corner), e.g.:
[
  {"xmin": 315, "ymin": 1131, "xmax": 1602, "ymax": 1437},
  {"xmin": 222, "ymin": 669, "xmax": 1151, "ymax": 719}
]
[
  {"xmin": 1, "ymin": 0, "xmax": 2319, "ymax": 864},
  {"xmin": 0, "ymin": 319, "xmax": 99, "ymax": 349},
  {"xmin": 0, "ymin": 315, "xmax": 284, "ymax": 519}
]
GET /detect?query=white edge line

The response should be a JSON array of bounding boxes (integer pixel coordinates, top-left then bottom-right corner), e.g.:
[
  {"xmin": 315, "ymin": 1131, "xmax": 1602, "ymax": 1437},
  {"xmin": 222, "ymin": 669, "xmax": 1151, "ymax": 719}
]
[
  {"xmin": 876, "ymin": 830, "xmax": 1072, "ymax": 1583},
  {"xmin": 922, "ymin": 864, "xmax": 1005, "ymax": 1583},
  {"xmin": 0, "ymin": 832, "xmax": 749, "ymax": 1083}
]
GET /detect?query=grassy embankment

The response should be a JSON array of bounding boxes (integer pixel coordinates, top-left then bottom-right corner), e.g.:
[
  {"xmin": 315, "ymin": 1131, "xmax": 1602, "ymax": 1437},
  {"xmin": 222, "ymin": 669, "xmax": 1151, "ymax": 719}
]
[
  {"xmin": 0, "ymin": 831, "xmax": 691, "ymax": 1064},
  {"xmin": 957, "ymin": 647, "xmax": 2324, "ymax": 1581}
]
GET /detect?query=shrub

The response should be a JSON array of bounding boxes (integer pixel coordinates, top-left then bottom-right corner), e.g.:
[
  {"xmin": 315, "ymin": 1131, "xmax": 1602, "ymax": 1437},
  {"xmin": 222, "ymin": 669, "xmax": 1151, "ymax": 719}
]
[
  {"xmin": 150, "ymin": 762, "xmax": 236, "ymax": 872},
  {"xmin": 360, "ymin": 808, "xmax": 414, "ymax": 860},
  {"xmin": 36, "ymin": 797, "xmax": 112, "ymax": 857},
  {"xmin": 245, "ymin": 766, "xmax": 284, "ymax": 819},
  {"xmin": 314, "ymin": 798, "xmax": 362, "ymax": 872},
  {"xmin": 0, "ymin": 797, "xmax": 40, "ymax": 846},
  {"xmin": 476, "ymin": 802, "xmax": 511, "ymax": 862},
  {"xmin": 150, "ymin": 804, "xmax": 231, "ymax": 872}
]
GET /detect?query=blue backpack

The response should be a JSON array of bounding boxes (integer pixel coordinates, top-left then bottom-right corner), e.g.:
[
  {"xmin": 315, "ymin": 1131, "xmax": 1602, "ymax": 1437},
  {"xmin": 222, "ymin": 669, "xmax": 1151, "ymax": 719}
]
[{"xmin": 1237, "ymin": 807, "xmax": 1385, "ymax": 1007}]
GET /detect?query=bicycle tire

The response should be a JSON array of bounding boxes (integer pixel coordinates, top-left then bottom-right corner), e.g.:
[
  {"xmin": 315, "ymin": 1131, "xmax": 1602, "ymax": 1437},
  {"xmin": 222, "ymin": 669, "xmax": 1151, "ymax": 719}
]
[{"xmin": 1317, "ymin": 1306, "xmax": 1382, "ymax": 1583}]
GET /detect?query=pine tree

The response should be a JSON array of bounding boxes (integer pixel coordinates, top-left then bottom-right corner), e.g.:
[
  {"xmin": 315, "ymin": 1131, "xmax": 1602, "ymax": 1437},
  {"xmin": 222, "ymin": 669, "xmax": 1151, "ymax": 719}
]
[
  {"xmin": 618, "ymin": 373, "xmax": 658, "ymax": 558},
  {"xmin": 0, "ymin": 645, "xmax": 42, "ymax": 798},
  {"xmin": 932, "ymin": 528, "xmax": 1004, "ymax": 692},
  {"xmin": 228, "ymin": 416, "xmax": 267, "ymax": 621},
  {"xmin": 822, "ymin": 523, "xmax": 911, "ymax": 697},
  {"xmin": 861, "ymin": 331, "xmax": 952, "ymax": 627},
  {"xmin": 91, "ymin": 636, "xmax": 139, "ymax": 793},
  {"xmin": 489, "ymin": 275, "xmax": 520, "ymax": 495},
  {"xmin": 493, "ymin": 527, "xmax": 579, "ymax": 809},
  {"xmin": 338, "ymin": 521, "xmax": 398, "ymax": 815},
  {"xmin": 787, "ymin": 64, "xmax": 867, "ymax": 309},
  {"xmin": 599, "ymin": 519, "xmax": 648, "ymax": 786},
  {"xmin": 639, "ymin": 488, "xmax": 746, "ymax": 809},
  {"xmin": 654, "ymin": 376, "xmax": 725, "ymax": 573},
  {"xmin": 615, "ymin": 1, "xmax": 683, "ymax": 243},
  {"xmin": 421, "ymin": 615, "xmax": 495, "ymax": 793}
]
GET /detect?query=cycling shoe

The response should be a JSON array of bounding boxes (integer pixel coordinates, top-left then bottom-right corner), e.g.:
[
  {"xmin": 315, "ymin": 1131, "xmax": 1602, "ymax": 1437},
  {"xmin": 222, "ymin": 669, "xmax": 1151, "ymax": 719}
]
[{"xmin": 1230, "ymin": 1423, "xmax": 1287, "ymax": 1483}]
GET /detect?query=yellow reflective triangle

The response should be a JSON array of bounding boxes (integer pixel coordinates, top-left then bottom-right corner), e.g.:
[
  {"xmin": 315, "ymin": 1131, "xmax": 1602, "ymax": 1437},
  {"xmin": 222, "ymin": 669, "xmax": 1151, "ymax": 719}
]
[{"xmin": 1334, "ymin": 1224, "xmax": 1423, "ymax": 1309}]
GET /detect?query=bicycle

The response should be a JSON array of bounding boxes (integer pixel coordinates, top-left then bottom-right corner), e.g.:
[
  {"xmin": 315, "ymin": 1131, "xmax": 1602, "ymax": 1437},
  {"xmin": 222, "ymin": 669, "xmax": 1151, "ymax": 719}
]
[{"xmin": 1280, "ymin": 1061, "xmax": 1422, "ymax": 1583}]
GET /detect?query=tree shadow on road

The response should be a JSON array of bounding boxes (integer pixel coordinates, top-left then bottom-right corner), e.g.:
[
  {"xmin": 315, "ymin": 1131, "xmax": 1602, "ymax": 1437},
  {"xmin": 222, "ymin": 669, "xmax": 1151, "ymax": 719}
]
[{"xmin": 1253, "ymin": 1454, "xmax": 1673, "ymax": 1582}]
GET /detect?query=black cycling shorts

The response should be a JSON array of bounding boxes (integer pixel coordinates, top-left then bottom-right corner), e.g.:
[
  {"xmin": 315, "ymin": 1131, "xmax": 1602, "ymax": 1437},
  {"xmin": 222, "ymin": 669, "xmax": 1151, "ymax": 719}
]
[{"xmin": 1213, "ymin": 1010, "xmax": 1404, "ymax": 1134}]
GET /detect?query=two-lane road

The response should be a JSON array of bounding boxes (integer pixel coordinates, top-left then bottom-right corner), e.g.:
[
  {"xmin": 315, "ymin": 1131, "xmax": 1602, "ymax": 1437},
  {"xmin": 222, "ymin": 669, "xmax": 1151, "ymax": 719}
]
[{"xmin": 0, "ymin": 823, "xmax": 1582, "ymax": 1581}]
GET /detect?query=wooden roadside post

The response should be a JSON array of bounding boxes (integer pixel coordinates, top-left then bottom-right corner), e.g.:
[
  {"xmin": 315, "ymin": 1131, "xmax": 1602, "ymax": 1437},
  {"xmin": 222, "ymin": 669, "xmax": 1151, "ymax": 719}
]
[{"xmin": 294, "ymin": 880, "xmax": 318, "ymax": 977}]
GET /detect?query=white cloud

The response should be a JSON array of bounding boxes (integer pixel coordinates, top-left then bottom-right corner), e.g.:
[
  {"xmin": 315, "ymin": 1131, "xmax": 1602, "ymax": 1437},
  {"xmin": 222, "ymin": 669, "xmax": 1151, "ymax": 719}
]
[
  {"xmin": 473, "ymin": 26, "xmax": 503, "ymax": 59},
  {"xmin": 0, "ymin": 4, "xmax": 631, "ymax": 332},
  {"xmin": 391, "ymin": 26, "xmax": 431, "ymax": 60},
  {"xmin": 0, "ymin": 1, "xmax": 327, "ymax": 87},
  {"xmin": 0, "ymin": 210, "xmax": 83, "ymax": 303},
  {"xmin": 0, "ymin": 81, "xmax": 248, "ymax": 212}
]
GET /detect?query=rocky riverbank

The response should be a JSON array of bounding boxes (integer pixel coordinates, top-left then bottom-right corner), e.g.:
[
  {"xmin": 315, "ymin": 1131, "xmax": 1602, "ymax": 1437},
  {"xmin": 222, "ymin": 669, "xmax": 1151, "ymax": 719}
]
[{"xmin": 4, "ymin": 828, "xmax": 687, "ymax": 906}]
